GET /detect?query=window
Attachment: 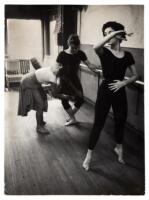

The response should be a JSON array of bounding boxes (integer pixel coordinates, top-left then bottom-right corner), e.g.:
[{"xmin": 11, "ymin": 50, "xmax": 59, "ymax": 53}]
[{"xmin": 7, "ymin": 19, "xmax": 42, "ymax": 60}]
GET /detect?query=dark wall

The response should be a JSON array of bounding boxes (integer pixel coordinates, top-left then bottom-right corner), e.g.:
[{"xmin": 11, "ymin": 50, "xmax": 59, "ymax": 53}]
[{"xmin": 62, "ymin": 6, "xmax": 78, "ymax": 49}]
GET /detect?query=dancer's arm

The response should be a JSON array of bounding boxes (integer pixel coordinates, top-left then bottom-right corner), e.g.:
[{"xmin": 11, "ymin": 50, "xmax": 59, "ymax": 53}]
[
  {"xmin": 42, "ymin": 83, "xmax": 52, "ymax": 90},
  {"xmin": 93, "ymin": 30, "xmax": 126, "ymax": 54},
  {"xmin": 48, "ymin": 82, "xmax": 71, "ymax": 100},
  {"xmin": 83, "ymin": 59, "xmax": 101, "ymax": 75},
  {"xmin": 108, "ymin": 64, "xmax": 138, "ymax": 93},
  {"xmin": 123, "ymin": 64, "xmax": 138, "ymax": 85}
]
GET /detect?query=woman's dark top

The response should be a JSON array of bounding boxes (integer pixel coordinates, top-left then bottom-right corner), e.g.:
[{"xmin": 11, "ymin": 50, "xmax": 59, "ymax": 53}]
[
  {"xmin": 95, "ymin": 47, "xmax": 135, "ymax": 81},
  {"xmin": 56, "ymin": 50, "xmax": 87, "ymax": 96}
]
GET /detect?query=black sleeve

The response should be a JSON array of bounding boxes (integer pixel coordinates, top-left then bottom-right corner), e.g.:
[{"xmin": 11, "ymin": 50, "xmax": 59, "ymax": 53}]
[
  {"xmin": 126, "ymin": 51, "xmax": 135, "ymax": 66},
  {"xmin": 79, "ymin": 50, "xmax": 87, "ymax": 61},
  {"xmin": 95, "ymin": 47, "xmax": 109, "ymax": 58},
  {"xmin": 56, "ymin": 51, "xmax": 64, "ymax": 64}
]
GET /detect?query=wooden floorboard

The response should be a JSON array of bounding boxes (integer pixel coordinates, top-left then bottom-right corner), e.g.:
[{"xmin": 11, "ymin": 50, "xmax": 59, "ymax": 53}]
[{"xmin": 4, "ymin": 90, "xmax": 145, "ymax": 195}]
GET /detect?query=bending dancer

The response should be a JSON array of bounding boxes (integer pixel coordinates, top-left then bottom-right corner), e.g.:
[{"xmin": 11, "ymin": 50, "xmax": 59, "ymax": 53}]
[
  {"xmin": 18, "ymin": 58, "xmax": 64, "ymax": 134},
  {"xmin": 83, "ymin": 21, "xmax": 138, "ymax": 170},
  {"xmin": 56, "ymin": 34, "xmax": 99, "ymax": 126}
]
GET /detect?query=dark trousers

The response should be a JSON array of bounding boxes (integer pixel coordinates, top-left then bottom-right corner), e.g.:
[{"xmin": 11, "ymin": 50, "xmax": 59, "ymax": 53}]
[
  {"xmin": 89, "ymin": 80, "xmax": 127, "ymax": 150},
  {"xmin": 32, "ymin": 89, "xmax": 47, "ymax": 126}
]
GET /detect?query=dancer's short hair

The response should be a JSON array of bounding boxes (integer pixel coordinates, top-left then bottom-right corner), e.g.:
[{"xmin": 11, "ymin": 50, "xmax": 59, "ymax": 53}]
[
  {"xmin": 30, "ymin": 58, "xmax": 42, "ymax": 69},
  {"xmin": 67, "ymin": 34, "xmax": 80, "ymax": 46},
  {"xmin": 102, "ymin": 21, "xmax": 126, "ymax": 41}
]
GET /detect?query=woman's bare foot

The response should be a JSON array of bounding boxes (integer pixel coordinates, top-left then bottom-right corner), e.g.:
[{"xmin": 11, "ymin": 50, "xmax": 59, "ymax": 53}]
[
  {"xmin": 65, "ymin": 118, "xmax": 77, "ymax": 126},
  {"xmin": 66, "ymin": 106, "xmax": 79, "ymax": 122},
  {"xmin": 82, "ymin": 150, "xmax": 92, "ymax": 171},
  {"xmin": 82, "ymin": 158, "xmax": 91, "ymax": 171},
  {"xmin": 114, "ymin": 145, "xmax": 125, "ymax": 164},
  {"xmin": 65, "ymin": 108, "xmax": 77, "ymax": 126}
]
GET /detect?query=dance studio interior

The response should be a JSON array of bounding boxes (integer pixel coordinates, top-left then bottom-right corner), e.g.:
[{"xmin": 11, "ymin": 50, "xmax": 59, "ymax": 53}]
[{"xmin": 4, "ymin": 5, "xmax": 144, "ymax": 195}]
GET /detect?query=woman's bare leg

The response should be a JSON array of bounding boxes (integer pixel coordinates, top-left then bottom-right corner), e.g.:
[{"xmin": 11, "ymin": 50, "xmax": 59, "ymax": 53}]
[
  {"xmin": 65, "ymin": 107, "xmax": 77, "ymax": 126},
  {"xmin": 36, "ymin": 111, "xmax": 49, "ymax": 134}
]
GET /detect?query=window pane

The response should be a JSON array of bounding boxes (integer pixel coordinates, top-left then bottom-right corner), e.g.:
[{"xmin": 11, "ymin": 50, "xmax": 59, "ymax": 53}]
[{"xmin": 7, "ymin": 19, "xmax": 42, "ymax": 60}]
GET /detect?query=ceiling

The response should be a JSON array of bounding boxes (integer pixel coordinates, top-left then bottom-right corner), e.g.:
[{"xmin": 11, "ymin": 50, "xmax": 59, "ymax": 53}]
[
  {"xmin": 5, "ymin": 5, "xmax": 84, "ymax": 20},
  {"xmin": 5, "ymin": 5, "xmax": 59, "ymax": 19}
]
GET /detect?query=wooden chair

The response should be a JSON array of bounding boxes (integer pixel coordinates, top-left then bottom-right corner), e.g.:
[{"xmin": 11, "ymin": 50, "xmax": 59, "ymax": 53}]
[{"xmin": 5, "ymin": 59, "xmax": 30, "ymax": 90}]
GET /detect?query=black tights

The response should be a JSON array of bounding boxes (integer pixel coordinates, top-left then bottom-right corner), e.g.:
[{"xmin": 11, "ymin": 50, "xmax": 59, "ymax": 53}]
[
  {"xmin": 61, "ymin": 95, "xmax": 84, "ymax": 110},
  {"xmin": 89, "ymin": 81, "xmax": 127, "ymax": 150}
]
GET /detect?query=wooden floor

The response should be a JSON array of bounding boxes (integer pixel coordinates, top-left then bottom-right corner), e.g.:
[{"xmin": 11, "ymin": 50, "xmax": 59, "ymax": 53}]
[{"xmin": 4, "ymin": 90, "xmax": 145, "ymax": 195}]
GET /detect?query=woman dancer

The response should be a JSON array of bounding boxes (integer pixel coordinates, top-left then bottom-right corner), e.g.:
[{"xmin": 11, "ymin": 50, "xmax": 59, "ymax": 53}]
[
  {"xmin": 18, "ymin": 58, "xmax": 63, "ymax": 134},
  {"xmin": 56, "ymin": 34, "xmax": 99, "ymax": 126},
  {"xmin": 83, "ymin": 21, "xmax": 138, "ymax": 170}
]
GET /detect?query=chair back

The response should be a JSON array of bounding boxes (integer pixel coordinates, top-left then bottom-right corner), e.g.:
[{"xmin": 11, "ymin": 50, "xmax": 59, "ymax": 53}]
[{"xmin": 5, "ymin": 59, "xmax": 20, "ymax": 74}]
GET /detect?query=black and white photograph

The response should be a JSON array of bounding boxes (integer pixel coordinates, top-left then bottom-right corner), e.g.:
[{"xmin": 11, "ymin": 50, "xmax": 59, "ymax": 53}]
[{"xmin": 1, "ymin": 0, "xmax": 148, "ymax": 198}]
